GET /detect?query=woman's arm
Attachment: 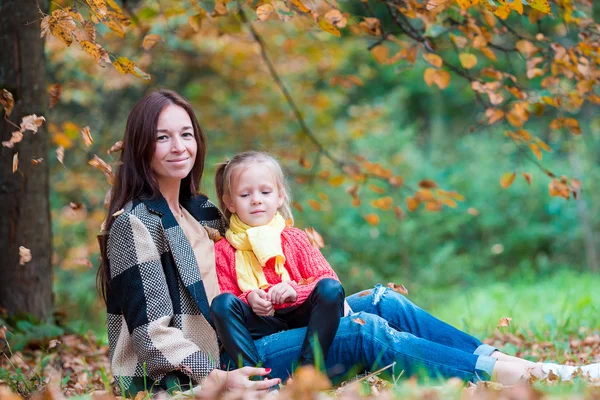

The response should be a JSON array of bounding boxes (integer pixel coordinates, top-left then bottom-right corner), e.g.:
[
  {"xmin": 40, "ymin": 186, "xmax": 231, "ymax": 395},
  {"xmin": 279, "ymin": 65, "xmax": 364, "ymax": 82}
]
[{"xmin": 108, "ymin": 213, "xmax": 218, "ymax": 384}]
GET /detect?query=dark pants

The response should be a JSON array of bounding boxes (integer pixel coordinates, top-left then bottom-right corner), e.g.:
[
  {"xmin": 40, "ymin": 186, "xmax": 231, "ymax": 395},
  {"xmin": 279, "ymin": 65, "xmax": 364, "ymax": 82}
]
[{"xmin": 211, "ymin": 278, "xmax": 345, "ymax": 369}]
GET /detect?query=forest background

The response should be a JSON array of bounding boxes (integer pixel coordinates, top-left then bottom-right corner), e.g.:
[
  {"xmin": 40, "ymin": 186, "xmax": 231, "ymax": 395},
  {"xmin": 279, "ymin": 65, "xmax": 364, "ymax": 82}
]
[{"xmin": 1, "ymin": 0, "xmax": 600, "ymax": 397}]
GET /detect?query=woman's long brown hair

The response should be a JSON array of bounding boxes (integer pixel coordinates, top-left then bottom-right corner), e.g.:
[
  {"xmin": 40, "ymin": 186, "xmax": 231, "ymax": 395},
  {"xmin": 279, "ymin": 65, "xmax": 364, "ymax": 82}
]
[{"xmin": 97, "ymin": 89, "xmax": 207, "ymax": 303}]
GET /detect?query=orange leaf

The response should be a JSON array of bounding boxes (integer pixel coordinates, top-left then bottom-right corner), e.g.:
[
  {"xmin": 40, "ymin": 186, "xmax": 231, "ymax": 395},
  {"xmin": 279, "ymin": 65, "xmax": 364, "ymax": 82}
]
[
  {"xmin": 307, "ymin": 199, "xmax": 321, "ymax": 211},
  {"xmin": 388, "ymin": 176, "xmax": 404, "ymax": 187},
  {"xmin": 500, "ymin": 172, "xmax": 516, "ymax": 188},
  {"xmin": 529, "ymin": 143, "xmax": 542, "ymax": 160},
  {"xmin": 353, "ymin": 318, "xmax": 366, "ymax": 325},
  {"xmin": 81, "ymin": 126, "xmax": 93, "ymax": 147},
  {"xmin": 521, "ymin": 172, "xmax": 532, "ymax": 185},
  {"xmin": 424, "ymin": 68, "xmax": 437, "ymax": 87},
  {"xmin": 298, "ymin": 276, "xmax": 316, "ymax": 285},
  {"xmin": 358, "ymin": 290, "xmax": 372, "ymax": 297},
  {"xmin": 371, "ymin": 45, "xmax": 388, "ymax": 64},
  {"xmin": 418, "ymin": 179, "xmax": 437, "ymax": 189},
  {"xmin": 485, "ymin": 108, "xmax": 504, "ymax": 125},
  {"xmin": 387, "ymin": 282, "xmax": 408, "ymax": 295},
  {"xmin": 371, "ymin": 196, "xmax": 393, "ymax": 211},
  {"xmin": 329, "ymin": 176, "xmax": 344, "ymax": 187},
  {"xmin": 423, "ymin": 53, "xmax": 443, "ymax": 68},
  {"xmin": 564, "ymin": 118, "xmax": 581, "ymax": 135},
  {"xmin": 425, "ymin": 200, "xmax": 442, "ymax": 212},
  {"xmin": 528, "ymin": 0, "xmax": 551, "ymax": 14},
  {"xmin": 364, "ymin": 213, "xmax": 380, "ymax": 226},
  {"xmin": 368, "ymin": 184, "xmax": 385, "ymax": 194},
  {"xmin": 304, "ymin": 227, "xmax": 325, "ymax": 249},
  {"xmin": 497, "ymin": 317, "xmax": 512, "ymax": 328},
  {"xmin": 406, "ymin": 197, "xmax": 419, "ymax": 212}
]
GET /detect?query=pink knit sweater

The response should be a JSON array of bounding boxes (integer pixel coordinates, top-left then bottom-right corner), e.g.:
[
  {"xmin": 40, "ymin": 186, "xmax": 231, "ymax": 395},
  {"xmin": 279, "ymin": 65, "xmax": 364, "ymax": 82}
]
[{"xmin": 214, "ymin": 227, "xmax": 340, "ymax": 310}]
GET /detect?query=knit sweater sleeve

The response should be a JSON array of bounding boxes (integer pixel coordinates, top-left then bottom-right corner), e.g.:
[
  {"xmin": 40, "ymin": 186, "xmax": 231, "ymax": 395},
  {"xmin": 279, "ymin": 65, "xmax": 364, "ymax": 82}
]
[
  {"xmin": 283, "ymin": 227, "xmax": 340, "ymax": 307},
  {"xmin": 214, "ymin": 238, "xmax": 253, "ymax": 304}
]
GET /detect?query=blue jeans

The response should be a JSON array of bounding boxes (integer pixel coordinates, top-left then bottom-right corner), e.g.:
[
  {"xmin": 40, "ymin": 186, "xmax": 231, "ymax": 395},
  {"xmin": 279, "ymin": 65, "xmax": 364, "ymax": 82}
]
[{"xmin": 252, "ymin": 284, "xmax": 497, "ymax": 383}]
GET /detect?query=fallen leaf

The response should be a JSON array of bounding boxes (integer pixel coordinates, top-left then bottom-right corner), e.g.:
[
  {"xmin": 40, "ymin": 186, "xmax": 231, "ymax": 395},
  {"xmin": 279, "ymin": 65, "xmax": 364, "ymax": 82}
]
[
  {"xmin": 142, "ymin": 33, "xmax": 162, "ymax": 51},
  {"xmin": 49, "ymin": 83, "xmax": 62, "ymax": 108},
  {"xmin": 522, "ymin": 172, "xmax": 532, "ymax": 185},
  {"xmin": 500, "ymin": 172, "xmax": 516, "ymax": 188},
  {"xmin": 307, "ymin": 199, "xmax": 321, "ymax": 211},
  {"xmin": 1, "ymin": 89, "xmax": 14, "ymax": 116},
  {"xmin": 56, "ymin": 146, "xmax": 65, "ymax": 165},
  {"xmin": 20, "ymin": 114, "xmax": 45, "ymax": 133},
  {"xmin": 387, "ymin": 282, "xmax": 408, "ymax": 295},
  {"xmin": 418, "ymin": 179, "xmax": 437, "ymax": 189},
  {"xmin": 31, "ymin": 158, "xmax": 44, "ymax": 165},
  {"xmin": 298, "ymin": 276, "xmax": 316, "ymax": 285},
  {"xmin": 12, "ymin": 153, "xmax": 18, "ymax": 173},
  {"xmin": 358, "ymin": 290, "xmax": 373, "ymax": 297},
  {"xmin": 406, "ymin": 197, "xmax": 419, "ymax": 212},
  {"xmin": 19, "ymin": 246, "xmax": 32, "ymax": 265},
  {"xmin": 304, "ymin": 227, "xmax": 325, "ymax": 249},
  {"xmin": 324, "ymin": 9, "xmax": 347, "ymax": 28},
  {"xmin": 256, "ymin": 4, "xmax": 274, "ymax": 21},
  {"xmin": 529, "ymin": 143, "xmax": 542, "ymax": 160},
  {"xmin": 364, "ymin": 213, "xmax": 379, "ymax": 226},
  {"xmin": 81, "ymin": 126, "xmax": 93, "ymax": 147},
  {"xmin": 352, "ymin": 317, "xmax": 366, "ymax": 325},
  {"xmin": 497, "ymin": 317, "xmax": 512, "ymax": 328},
  {"xmin": 107, "ymin": 140, "xmax": 124, "ymax": 154}
]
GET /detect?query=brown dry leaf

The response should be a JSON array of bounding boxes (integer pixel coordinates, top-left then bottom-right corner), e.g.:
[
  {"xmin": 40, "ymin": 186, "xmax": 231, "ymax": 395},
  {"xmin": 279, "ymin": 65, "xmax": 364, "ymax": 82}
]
[
  {"xmin": 298, "ymin": 276, "xmax": 316, "ymax": 285},
  {"xmin": 358, "ymin": 290, "xmax": 373, "ymax": 297},
  {"xmin": 142, "ymin": 34, "xmax": 162, "ymax": 51},
  {"xmin": 19, "ymin": 246, "xmax": 32, "ymax": 265},
  {"xmin": 256, "ymin": 4, "xmax": 275, "ymax": 21},
  {"xmin": 418, "ymin": 179, "xmax": 437, "ymax": 189},
  {"xmin": 81, "ymin": 126, "xmax": 93, "ymax": 147},
  {"xmin": 423, "ymin": 53, "xmax": 443, "ymax": 68},
  {"xmin": 497, "ymin": 317, "xmax": 512, "ymax": 328},
  {"xmin": 500, "ymin": 172, "xmax": 516, "ymax": 188},
  {"xmin": 459, "ymin": 53, "xmax": 477, "ymax": 69},
  {"xmin": 1, "ymin": 89, "xmax": 14, "ymax": 116},
  {"xmin": 56, "ymin": 146, "xmax": 65, "ymax": 165},
  {"xmin": 107, "ymin": 140, "xmax": 124, "ymax": 154},
  {"xmin": 387, "ymin": 282, "xmax": 408, "ymax": 295},
  {"xmin": 49, "ymin": 83, "xmax": 62, "ymax": 109},
  {"xmin": 359, "ymin": 17, "xmax": 381, "ymax": 36},
  {"xmin": 304, "ymin": 227, "xmax": 325, "ymax": 249},
  {"xmin": 352, "ymin": 317, "xmax": 366, "ymax": 325},
  {"xmin": 89, "ymin": 155, "xmax": 114, "ymax": 185},
  {"xmin": 82, "ymin": 20, "xmax": 96, "ymax": 42},
  {"xmin": 394, "ymin": 205, "xmax": 405, "ymax": 220},
  {"xmin": 522, "ymin": 172, "xmax": 532, "ymax": 185},
  {"xmin": 324, "ymin": 9, "xmax": 347, "ymax": 28},
  {"xmin": 549, "ymin": 179, "xmax": 570, "ymax": 199},
  {"xmin": 12, "ymin": 153, "xmax": 18, "ymax": 173},
  {"xmin": 364, "ymin": 213, "xmax": 380, "ymax": 226},
  {"xmin": 20, "ymin": 114, "xmax": 45, "ymax": 133},
  {"xmin": 31, "ymin": 158, "xmax": 44, "ymax": 165}
]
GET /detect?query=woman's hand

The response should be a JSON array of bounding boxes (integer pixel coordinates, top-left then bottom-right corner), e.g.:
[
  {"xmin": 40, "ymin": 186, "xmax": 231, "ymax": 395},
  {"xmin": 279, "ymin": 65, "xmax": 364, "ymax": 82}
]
[
  {"xmin": 202, "ymin": 367, "xmax": 281, "ymax": 396},
  {"xmin": 247, "ymin": 289, "xmax": 274, "ymax": 316},
  {"xmin": 269, "ymin": 283, "xmax": 297, "ymax": 305}
]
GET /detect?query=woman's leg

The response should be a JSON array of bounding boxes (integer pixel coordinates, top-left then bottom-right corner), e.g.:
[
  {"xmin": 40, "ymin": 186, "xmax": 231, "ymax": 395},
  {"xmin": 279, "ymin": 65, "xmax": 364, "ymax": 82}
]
[
  {"xmin": 211, "ymin": 293, "xmax": 287, "ymax": 368},
  {"xmin": 276, "ymin": 278, "xmax": 345, "ymax": 366},
  {"xmin": 256, "ymin": 312, "xmax": 497, "ymax": 383},
  {"xmin": 346, "ymin": 285, "xmax": 496, "ymax": 357}
]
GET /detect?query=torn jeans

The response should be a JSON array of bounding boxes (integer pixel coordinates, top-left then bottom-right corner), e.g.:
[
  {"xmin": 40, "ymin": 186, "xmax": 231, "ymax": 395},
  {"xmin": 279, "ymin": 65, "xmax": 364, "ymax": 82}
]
[{"xmin": 253, "ymin": 284, "xmax": 497, "ymax": 383}]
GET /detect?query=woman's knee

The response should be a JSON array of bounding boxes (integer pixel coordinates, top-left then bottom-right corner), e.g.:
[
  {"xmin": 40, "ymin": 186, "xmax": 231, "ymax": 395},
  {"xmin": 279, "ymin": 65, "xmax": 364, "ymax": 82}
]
[
  {"xmin": 210, "ymin": 292, "xmax": 240, "ymax": 318},
  {"xmin": 313, "ymin": 278, "xmax": 345, "ymax": 304}
]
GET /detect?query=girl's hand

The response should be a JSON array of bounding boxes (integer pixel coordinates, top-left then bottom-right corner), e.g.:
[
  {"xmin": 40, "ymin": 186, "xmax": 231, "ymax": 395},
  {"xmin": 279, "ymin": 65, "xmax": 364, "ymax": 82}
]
[
  {"xmin": 269, "ymin": 283, "xmax": 297, "ymax": 305},
  {"xmin": 247, "ymin": 289, "xmax": 274, "ymax": 316},
  {"xmin": 202, "ymin": 367, "xmax": 280, "ymax": 397}
]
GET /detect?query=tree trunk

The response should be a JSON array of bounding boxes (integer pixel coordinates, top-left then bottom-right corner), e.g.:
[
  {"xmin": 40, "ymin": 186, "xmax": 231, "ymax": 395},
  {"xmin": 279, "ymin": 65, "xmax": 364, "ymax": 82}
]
[{"xmin": 0, "ymin": 0, "xmax": 52, "ymax": 320}]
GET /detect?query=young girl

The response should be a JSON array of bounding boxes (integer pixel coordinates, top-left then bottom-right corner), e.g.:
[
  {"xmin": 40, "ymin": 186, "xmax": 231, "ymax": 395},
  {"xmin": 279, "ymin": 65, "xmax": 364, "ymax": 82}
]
[{"xmin": 210, "ymin": 151, "xmax": 346, "ymax": 370}]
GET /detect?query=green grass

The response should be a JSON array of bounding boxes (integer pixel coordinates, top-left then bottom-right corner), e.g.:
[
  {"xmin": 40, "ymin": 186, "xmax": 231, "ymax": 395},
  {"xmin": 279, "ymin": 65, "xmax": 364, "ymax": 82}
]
[{"xmin": 409, "ymin": 269, "xmax": 600, "ymax": 341}]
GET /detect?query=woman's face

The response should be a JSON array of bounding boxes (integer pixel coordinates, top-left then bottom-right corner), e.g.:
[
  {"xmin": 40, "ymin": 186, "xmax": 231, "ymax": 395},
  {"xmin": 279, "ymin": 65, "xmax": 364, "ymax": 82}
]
[{"xmin": 151, "ymin": 104, "xmax": 197, "ymax": 187}]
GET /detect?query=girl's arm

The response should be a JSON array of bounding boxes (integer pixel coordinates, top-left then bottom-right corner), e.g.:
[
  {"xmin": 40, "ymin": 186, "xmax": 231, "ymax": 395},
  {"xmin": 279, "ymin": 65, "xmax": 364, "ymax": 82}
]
[
  {"xmin": 108, "ymin": 213, "xmax": 218, "ymax": 385},
  {"xmin": 281, "ymin": 227, "xmax": 341, "ymax": 307}
]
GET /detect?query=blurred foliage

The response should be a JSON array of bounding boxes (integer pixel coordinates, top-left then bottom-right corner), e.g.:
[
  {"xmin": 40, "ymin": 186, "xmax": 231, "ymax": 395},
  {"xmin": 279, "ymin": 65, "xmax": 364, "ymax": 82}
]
[{"xmin": 38, "ymin": 0, "xmax": 600, "ymax": 333}]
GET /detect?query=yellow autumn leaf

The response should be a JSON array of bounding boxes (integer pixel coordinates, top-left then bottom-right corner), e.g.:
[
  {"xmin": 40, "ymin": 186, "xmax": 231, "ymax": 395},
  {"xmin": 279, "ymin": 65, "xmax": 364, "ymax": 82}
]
[
  {"xmin": 103, "ymin": 17, "xmax": 126, "ymax": 38},
  {"xmin": 564, "ymin": 118, "xmax": 581, "ymax": 135},
  {"xmin": 364, "ymin": 213, "xmax": 380, "ymax": 226},
  {"xmin": 455, "ymin": 0, "xmax": 479, "ymax": 9},
  {"xmin": 290, "ymin": 0, "xmax": 311, "ymax": 13},
  {"xmin": 510, "ymin": 0, "xmax": 523, "ymax": 14},
  {"xmin": 459, "ymin": 53, "xmax": 477, "ymax": 69},
  {"xmin": 529, "ymin": 143, "xmax": 542, "ymax": 160},
  {"xmin": 371, "ymin": 45, "xmax": 388, "ymax": 64},
  {"xmin": 256, "ymin": 4, "xmax": 274, "ymax": 21},
  {"xmin": 494, "ymin": 5, "xmax": 511, "ymax": 19},
  {"xmin": 500, "ymin": 172, "xmax": 516, "ymax": 188},
  {"xmin": 424, "ymin": 68, "xmax": 437, "ymax": 87},
  {"xmin": 406, "ymin": 197, "xmax": 420, "ymax": 212},
  {"xmin": 329, "ymin": 176, "xmax": 344, "ymax": 186},
  {"xmin": 113, "ymin": 57, "xmax": 151, "ymax": 80},
  {"xmin": 423, "ymin": 53, "xmax": 443, "ymax": 68},
  {"xmin": 318, "ymin": 18, "xmax": 341, "ymax": 37},
  {"xmin": 142, "ymin": 34, "xmax": 162, "ymax": 51},
  {"xmin": 534, "ymin": 137, "xmax": 552, "ymax": 152},
  {"xmin": 528, "ymin": 0, "xmax": 551, "ymax": 14},
  {"xmin": 371, "ymin": 196, "xmax": 393, "ymax": 211},
  {"xmin": 435, "ymin": 70, "xmax": 451, "ymax": 89},
  {"xmin": 86, "ymin": 0, "xmax": 108, "ymax": 17},
  {"xmin": 80, "ymin": 40, "xmax": 101, "ymax": 61}
]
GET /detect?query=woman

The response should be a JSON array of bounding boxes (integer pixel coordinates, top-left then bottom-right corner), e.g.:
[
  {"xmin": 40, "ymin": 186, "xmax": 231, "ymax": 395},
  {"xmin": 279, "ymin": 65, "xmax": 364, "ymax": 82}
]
[{"xmin": 99, "ymin": 89, "xmax": 598, "ymax": 396}]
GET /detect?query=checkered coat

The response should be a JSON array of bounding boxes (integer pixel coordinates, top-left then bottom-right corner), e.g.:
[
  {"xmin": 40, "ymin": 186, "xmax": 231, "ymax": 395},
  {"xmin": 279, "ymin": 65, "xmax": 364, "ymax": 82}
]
[{"xmin": 106, "ymin": 194, "xmax": 227, "ymax": 395}]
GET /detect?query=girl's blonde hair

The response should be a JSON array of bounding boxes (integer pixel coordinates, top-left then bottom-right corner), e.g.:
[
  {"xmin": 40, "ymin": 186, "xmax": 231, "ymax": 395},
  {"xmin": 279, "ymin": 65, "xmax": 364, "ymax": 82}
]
[{"xmin": 215, "ymin": 151, "xmax": 293, "ymax": 223}]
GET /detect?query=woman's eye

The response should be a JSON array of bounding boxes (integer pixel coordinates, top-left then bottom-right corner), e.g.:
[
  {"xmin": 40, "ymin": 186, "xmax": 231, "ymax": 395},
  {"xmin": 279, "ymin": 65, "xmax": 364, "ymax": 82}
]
[
  {"xmin": 182, "ymin": 132, "xmax": 193, "ymax": 137},
  {"xmin": 157, "ymin": 135, "xmax": 168, "ymax": 141}
]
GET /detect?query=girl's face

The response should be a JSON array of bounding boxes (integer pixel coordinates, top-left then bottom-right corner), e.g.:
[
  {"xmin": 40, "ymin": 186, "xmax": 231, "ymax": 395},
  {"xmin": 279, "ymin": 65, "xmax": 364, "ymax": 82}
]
[
  {"xmin": 151, "ymin": 104, "xmax": 197, "ymax": 188},
  {"xmin": 225, "ymin": 163, "xmax": 284, "ymax": 227}
]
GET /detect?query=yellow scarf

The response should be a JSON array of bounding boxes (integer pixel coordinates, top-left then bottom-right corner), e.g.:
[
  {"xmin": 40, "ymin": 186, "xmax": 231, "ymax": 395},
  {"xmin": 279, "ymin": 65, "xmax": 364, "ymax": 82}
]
[{"xmin": 226, "ymin": 213, "xmax": 290, "ymax": 292}]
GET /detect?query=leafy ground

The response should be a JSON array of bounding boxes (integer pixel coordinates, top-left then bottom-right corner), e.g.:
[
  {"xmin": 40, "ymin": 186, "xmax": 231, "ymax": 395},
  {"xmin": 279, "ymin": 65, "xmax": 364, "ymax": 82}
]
[{"xmin": 1, "ymin": 270, "xmax": 599, "ymax": 399}]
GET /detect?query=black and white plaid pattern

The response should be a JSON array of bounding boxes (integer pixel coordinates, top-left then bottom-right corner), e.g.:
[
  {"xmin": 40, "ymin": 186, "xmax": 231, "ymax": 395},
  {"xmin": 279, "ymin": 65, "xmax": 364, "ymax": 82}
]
[{"xmin": 106, "ymin": 195, "xmax": 228, "ymax": 395}]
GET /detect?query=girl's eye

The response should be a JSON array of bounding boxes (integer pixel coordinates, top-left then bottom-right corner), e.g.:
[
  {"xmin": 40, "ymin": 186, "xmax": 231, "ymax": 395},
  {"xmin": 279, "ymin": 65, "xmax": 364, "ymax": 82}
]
[
  {"xmin": 262, "ymin": 191, "xmax": 271, "ymax": 195},
  {"xmin": 240, "ymin": 194, "xmax": 249, "ymax": 198}
]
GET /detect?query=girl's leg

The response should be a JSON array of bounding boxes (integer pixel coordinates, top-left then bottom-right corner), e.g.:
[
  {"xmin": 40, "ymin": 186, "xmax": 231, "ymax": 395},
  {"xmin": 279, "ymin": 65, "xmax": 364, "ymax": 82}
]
[
  {"xmin": 277, "ymin": 278, "xmax": 345, "ymax": 366},
  {"xmin": 211, "ymin": 293, "xmax": 287, "ymax": 368},
  {"xmin": 346, "ymin": 285, "xmax": 495, "ymax": 357}
]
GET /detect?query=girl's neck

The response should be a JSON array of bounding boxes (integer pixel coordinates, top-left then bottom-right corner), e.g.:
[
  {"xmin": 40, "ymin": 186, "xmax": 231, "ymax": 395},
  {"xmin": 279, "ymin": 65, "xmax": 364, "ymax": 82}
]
[{"xmin": 158, "ymin": 178, "xmax": 182, "ymax": 215}]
